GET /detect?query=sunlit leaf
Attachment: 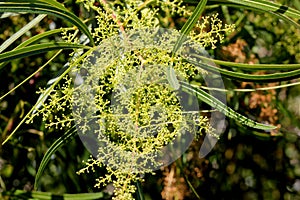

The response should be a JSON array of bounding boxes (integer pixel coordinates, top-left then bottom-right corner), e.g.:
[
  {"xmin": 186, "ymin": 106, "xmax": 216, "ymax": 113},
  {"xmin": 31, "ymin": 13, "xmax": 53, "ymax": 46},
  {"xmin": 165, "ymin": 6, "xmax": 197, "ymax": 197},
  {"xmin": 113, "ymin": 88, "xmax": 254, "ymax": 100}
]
[
  {"xmin": 0, "ymin": 28, "xmax": 71, "ymax": 70},
  {"xmin": 180, "ymin": 81, "xmax": 277, "ymax": 130},
  {"xmin": 0, "ymin": 42, "xmax": 90, "ymax": 63},
  {"xmin": 193, "ymin": 54, "xmax": 300, "ymax": 70},
  {"xmin": 0, "ymin": 14, "xmax": 46, "ymax": 53},
  {"xmin": 186, "ymin": 58, "xmax": 300, "ymax": 82},
  {"xmin": 0, "ymin": 1, "xmax": 94, "ymax": 46},
  {"xmin": 173, "ymin": 0, "xmax": 208, "ymax": 53},
  {"xmin": 184, "ymin": 0, "xmax": 300, "ymax": 27}
]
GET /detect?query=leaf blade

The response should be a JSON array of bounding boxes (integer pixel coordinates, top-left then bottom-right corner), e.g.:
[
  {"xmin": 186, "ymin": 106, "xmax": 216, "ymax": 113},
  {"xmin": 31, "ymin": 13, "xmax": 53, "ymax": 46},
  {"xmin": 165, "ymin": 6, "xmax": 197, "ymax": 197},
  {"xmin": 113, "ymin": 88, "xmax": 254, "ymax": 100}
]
[
  {"xmin": 34, "ymin": 125, "xmax": 77, "ymax": 190},
  {"xmin": 181, "ymin": 82, "xmax": 276, "ymax": 130},
  {"xmin": 2, "ymin": 189, "xmax": 104, "ymax": 200},
  {"xmin": 186, "ymin": 58, "xmax": 300, "ymax": 82},
  {"xmin": 0, "ymin": 2, "xmax": 94, "ymax": 46},
  {"xmin": 173, "ymin": 0, "xmax": 208, "ymax": 53},
  {"xmin": 184, "ymin": 0, "xmax": 300, "ymax": 27},
  {"xmin": 0, "ymin": 42, "xmax": 89, "ymax": 63},
  {"xmin": 0, "ymin": 14, "xmax": 46, "ymax": 53},
  {"xmin": 193, "ymin": 54, "xmax": 300, "ymax": 70}
]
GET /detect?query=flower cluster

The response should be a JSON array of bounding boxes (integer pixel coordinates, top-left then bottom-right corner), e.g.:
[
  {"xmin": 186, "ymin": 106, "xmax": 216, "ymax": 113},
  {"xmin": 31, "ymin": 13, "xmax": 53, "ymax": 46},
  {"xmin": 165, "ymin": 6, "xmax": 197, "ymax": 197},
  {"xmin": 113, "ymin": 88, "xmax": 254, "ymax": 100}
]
[{"xmin": 28, "ymin": 0, "xmax": 234, "ymax": 199}]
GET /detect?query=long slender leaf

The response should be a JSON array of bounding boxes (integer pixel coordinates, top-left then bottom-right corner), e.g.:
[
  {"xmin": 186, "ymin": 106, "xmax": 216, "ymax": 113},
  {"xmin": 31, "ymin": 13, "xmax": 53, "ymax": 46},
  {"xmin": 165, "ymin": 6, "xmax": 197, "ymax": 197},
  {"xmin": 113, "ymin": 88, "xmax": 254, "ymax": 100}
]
[
  {"xmin": 219, "ymin": 0, "xmax": 300, "ymax": 19},
  {"xmin": 6, "ymin": 0, "xmax": 68, "ymax": 10},
  {"xmin": 186, "ymin": 58, "xmax": 300, "ymax": 82},
  {"xmin": 173, "ymin": 0, "xmax": 208, "ymax": 53},
  {"xmin": 185, "ymin": 0, "xmax": 300, "ymax": 19},
  {"xmin": 184, "ymin": 0, "xmax": 300, "ymax": 27},
  {"xmin": 17, "ymin": 28, "xmax": 71, "ymax": 49},
  {"xmin": 34, "ymin": 125, "xmax": 77, "ymax": 190},
  {"xmin": 38, "ymin": 0, "xmax": 68, "ymax": 10},
  {"xmin": 2, "ymin": 189, "xmax": 104, "ymax": 200},
  {"xmin": 0, "ymin": 50, "xmax": 63, "ymax": 101},
  {"xmin": 0, "ymin": 14, "xmax": 46, "ymax": 53},
  {"xmin": 193, "ymin": 54, "xmax": 300, "ymax": 70},
  {"xmin": 0, "ymin": 12, "xmax": 21, "ymax": 18},
  {"xmin": 0, "ymin": 28, "xmax": 73, "ymax": 70},
  {"xmin": 0, "ymin": 2, "xmax": 94, "ymax": 46},
  {"xmin": 165, "ymin": 65, "xmax": 180, "ymax": 90},
  {"xmin": 180, "ymin": 81, "xmax": 276, "ymax": 130},
  {"xmin": 0, "ymin": 42, "xmax": 90, "ymax": 63},
  {"xmin": 169, "ymin": 0, "xmax": 207, "ymax": 93},
  {"xmin": 201, "ymin": 80, "xmax": 300, "ymax": 92},
  {"xmin": 136, "ymin": 180, "xmax": 145, "ymax": 200},
  {"xmin": 221, "ymin": 3, "xmax": 300, "ymax": 29},
  {"xmin": 269, "ymin": 10, "xmax": 300, "ymax": 29}
]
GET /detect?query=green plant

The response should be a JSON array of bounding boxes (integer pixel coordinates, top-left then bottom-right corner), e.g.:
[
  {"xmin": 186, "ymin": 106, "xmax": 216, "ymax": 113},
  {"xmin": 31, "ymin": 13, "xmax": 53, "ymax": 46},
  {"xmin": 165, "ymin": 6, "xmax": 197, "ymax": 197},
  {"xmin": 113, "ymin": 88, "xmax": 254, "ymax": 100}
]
[{"xmin": 0, "ymin": 0, "xmax": 299, "ymax": 199}]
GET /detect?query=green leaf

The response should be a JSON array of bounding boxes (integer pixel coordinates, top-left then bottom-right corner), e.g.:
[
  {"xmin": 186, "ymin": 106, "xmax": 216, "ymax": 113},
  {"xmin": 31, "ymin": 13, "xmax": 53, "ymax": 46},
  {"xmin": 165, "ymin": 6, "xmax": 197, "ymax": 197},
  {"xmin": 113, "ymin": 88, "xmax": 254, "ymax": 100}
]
[
  {"xmin": 34, "ymin": 125, "xmax": 77, "ymax": 190},
  {"xmin": 173, "ymin": 0, "xmax": 208, "ymax": 53},
  {"xmin": 185, "ymin": 0, "xmax": 300, "ymax": 19},
  {"xmin": 0, "ymin": 12, "xmax": 21, "ymax": 18},
  {"xmin": 0, "ymin": 1, "xmax": 95, "ymax": 46},
  {"xmin": 136, "ymin": 180, "xmax": 145, "ymax": 200},
  {"xmin": 0, "ymin": 42, "xmax": 90, "ymax": 63},
  {"xmin": 0, "ymin": 28, "xmax": 70, "ymax": 70},
  {"xmin": 269, "ymin": 11, "xmax": 300, "ymax": 29},
  {"xmin": 180, "ymin": 81, "xmax": 276, "ymax": 130},
  {"xmin": 17, "ymin": 28, "xmax": 71, "ymax": 49},
  {"xmin": 184, "ymin": 0, "xmax": 300, "ymax": 27},
  {"xmin": 192, "ymin": 55, "xmax": 300, "ymax": 70},
  {"xmin": 169, "ymin": 0, "xmax": 207, "ymax": 93},
  {"xmin": 185, "ymin": 58, "xmax": 300, "ymax": 82},
  {"xmin": 37, "ymin": 0, "xmax": 68, "ymax": 10},
  {"xmin": 5, "ymin": 0, "xmax": 68, "ymax": 10},
  {"xmin": 213, "ymin": 0, "xmax": 300, "ymax": 19},
  {"xmin": 221, "ymin": 2, "xmax": 300, "ymax": 28},
  {"xmin": 165, "ymin": 66, "xmax": 180, "ymax": 90},
  {"xmin": 2, "ymin": 189, "xmax": 104, "ymax": 200},
  {"xmin": 0, "ymin": 14, "xmax": 46, "ymax": 53}
]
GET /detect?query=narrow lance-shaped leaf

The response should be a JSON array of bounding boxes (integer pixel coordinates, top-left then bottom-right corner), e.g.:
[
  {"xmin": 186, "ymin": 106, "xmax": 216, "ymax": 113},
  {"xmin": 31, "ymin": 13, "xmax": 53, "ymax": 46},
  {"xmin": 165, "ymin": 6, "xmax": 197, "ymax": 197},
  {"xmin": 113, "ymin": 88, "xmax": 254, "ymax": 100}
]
[
  {"xmin": 185, "ymin": 0, "xmax": 300, "ymax": 19},
  {"xmin": 220, "ymin": 0, "xmax": 300, "ymax": 19},
  {"xmin": 17, "ymin": 29, "xmax": 71, "ymax": 49},
  {"xmin": 0, "ymin": 12, "xmax": 21, "ymax": 18},
  {"xmin": 0, "ymin": 2, "xmax": 95, "ymax": 46},
  {"xmin": 168, "ymin": 0, "xmax": 207, "ymax": 93},
  {"xmin": 0, "ymin": 42, "xmax": 90, "ymax": 63},
  {"xmin": 180, "ymin": 81, "xmax": 276, "ymax": 130},
  {"xmin": 185, "ymin": 58, "xmax": 300, "ymax": 82},
  {"xmin": 5, "ymin": 0, "xmax": 68, "ymax": 10},
  {"xmin": 193, "ymin": 54, "xmax": 300, "ymax": 70},
  {"xmin": 136, "ymin": 180, "xmax": 145, "ymax": 200},
  {"xmin": 34, "ymin": 125, "xmax": 77, "ymax": 190},
  {"xmin": 184, "ymin": 0, "xmax": 300, "ymax": 27},
  {"xmin": 173, "ymin": 0, "xmax": 208, "ymax": 53},
  {"xmin": 2, "ymin": 189, "xmax": 104, "ymax": 200},
  {"xmin": 165, "ymin": 65, "xmax": 180, "ymax": 90},
  {"xmin": 0, "ymin": 14, "xmax": 46, "ymax": 53},
  {"xmin": 0, "ymin": 28, "xmax": 71, "ymax": 70}
]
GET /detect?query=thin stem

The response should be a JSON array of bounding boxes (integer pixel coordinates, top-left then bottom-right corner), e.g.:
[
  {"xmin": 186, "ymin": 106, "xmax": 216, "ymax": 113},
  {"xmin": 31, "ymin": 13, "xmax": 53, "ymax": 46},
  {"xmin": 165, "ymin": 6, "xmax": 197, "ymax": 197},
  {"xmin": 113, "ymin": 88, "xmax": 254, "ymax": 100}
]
[{"xmin": 0, "ymin": 50, "xmax": 62, "ymax": 101}]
